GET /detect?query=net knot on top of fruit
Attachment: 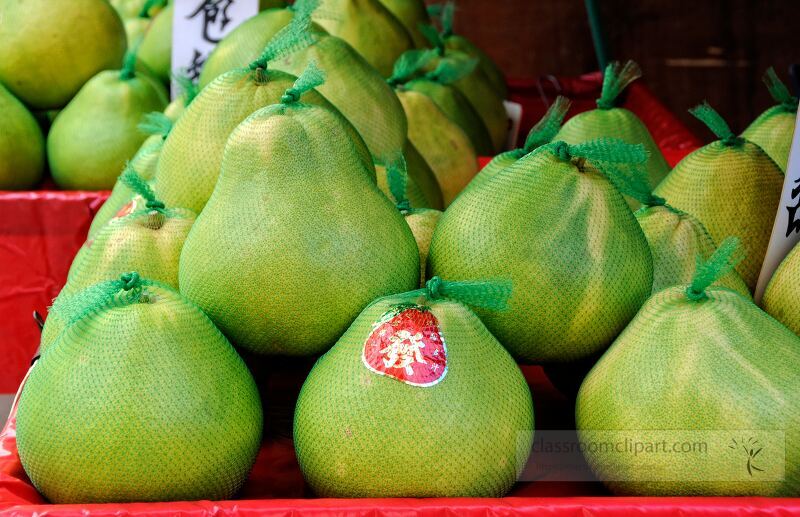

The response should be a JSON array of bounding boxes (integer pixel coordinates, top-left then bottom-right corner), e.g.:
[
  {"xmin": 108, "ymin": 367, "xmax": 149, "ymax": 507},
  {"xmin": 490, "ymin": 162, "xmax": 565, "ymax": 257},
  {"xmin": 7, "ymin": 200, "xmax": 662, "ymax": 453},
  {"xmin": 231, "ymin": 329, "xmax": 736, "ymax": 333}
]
[
  {"xmin": 120, "ymin": 165, "xmax": 166, "ymax": 213},
  {"xmin": 596, "ymin": 60, "xmax": 642, "ymax": 110},
  {"xmin": 764, "ymin": 67, "xmax": 799, "ymax": 112},
  {"xmin": 120, "ymin": 271, "xmax": 142, "ymax": 291},
  {"xmin": 690, "ymin": 102, "xmax": 745, "ymax": 147},
  {"xmin": 685, "ymin": 237, "xmax": 745, "ymax": 301},
  {"xmin": 422, "ymin": 277, "xmax": 512, "ymax": 311},
  {"xmin": 280, "ymin": 61, "xmax": 325, "ymax": 105}
]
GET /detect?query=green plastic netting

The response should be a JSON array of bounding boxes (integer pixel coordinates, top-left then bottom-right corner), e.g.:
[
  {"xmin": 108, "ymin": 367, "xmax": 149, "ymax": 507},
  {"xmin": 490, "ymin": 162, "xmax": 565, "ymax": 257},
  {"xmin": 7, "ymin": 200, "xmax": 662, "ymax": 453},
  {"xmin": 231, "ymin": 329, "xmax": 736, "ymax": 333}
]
[
  {"xmin": 294, "ymin": 277, "xmax": 533, "ymax": 497},
  {"xmin": 179, "ymin": 79, "xmax": 418, "ymax": 357},
  {"xmin": 654, "ymin": 102, "xmax": 784, "ymax": 291},
  {"xmin": 17, "ymin": 274, "xmax": 263, "ymax": 503},
  {"xmin": 763, "ymin": 242, "xmax": 800, "ymax": 336},
  {"xmin": 554, "ymin": 61, "xmax": 670, "ymax": 196},
  {"xmin": 576, "ymin": 239, "xmax": 800, "ymax": 496},
  {"xmin": 742, "ymin": 67, "xmax": 798, "ymax": 172},
  {"xmin": 429, "ymin": 139, "xmax": 653, "ymax": 363}
]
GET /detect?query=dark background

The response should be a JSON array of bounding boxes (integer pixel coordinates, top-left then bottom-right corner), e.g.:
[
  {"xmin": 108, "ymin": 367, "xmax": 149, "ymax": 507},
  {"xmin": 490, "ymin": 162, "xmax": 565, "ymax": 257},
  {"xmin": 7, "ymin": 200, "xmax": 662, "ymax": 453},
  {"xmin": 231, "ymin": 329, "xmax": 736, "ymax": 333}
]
[{"xmin": 433, "ymin": 0, "xmax": 799, "ymax": 137}]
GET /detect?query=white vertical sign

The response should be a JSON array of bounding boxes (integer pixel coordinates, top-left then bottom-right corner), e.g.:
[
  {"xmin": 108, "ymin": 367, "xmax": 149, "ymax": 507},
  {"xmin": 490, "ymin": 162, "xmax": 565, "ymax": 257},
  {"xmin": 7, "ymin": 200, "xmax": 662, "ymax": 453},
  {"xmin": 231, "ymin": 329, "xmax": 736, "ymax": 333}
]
[
  {"xmin": 171, "ymin": 0, "xmax": 259, "ymax": 98},
  {"xmin": 754, "ymin": 109, "xmax": 800, "ymax": 303},
  {"xmin": 504, "ymin": 100, "xmax": 523, "ymax": 151}
]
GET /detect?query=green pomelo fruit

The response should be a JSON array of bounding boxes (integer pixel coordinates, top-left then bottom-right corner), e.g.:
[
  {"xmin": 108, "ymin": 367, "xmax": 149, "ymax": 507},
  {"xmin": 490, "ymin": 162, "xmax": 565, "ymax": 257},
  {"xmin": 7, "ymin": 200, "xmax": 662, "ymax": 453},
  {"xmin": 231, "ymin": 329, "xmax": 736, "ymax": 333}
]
[
  {"xmin": 294, "ymin": 291, "xmax": 533, "ymax": 497},
  {"xmin": 0, "ymin": 83, "xmax": 45, "ymax": 189},
  {"xmin": 273, "ymin": 33, "xmax": 407, "ymax": 162},
  {"xmin": 179, "ymin": 101, "xmax": 419, "ymax": 356},
  {"xmin": 556, "ymin": 107, "xmax": 671, "ymax": 194},
  {"xmin": 123, "ymin": 17, "xmax": 149, "ymax": 47},
  {"xmin": 464, "ymin": 148, "xmax": 521, "ymax": 196},
  {"xmin": 377, "ymin": 0, "xmax": 431, "ymax": 48},
  {"xmin": 445, "ymin": 35, "xmax": 507, "ymax": 99},
  {"xmin": 654, "ymin": 141, "xmax": 783, "ymax": 291},
  {"xmin": 397, "ymin": 90, "xmax": 477, "ymax": 206},
  {"xmin": 18, "ymin": 281, "xmax": 263, "ymax": 503},
  {"xmin": 260, "ymin": 0, "xmax": 287, "ymax": 9},
  {"xmin": 0, "ymin": 0, "xmax": 127, "ymax": 109},
  {"xmin": 404, "ymin": 140, "xmax": 444, "ymax": 210},
  {"xmin": 405, "ymin": 78, "xmax": 493, "ymax": 155},
  {"xmin": 576, "ymin": 285, "xmax": 800, "ymax": 496},
  {"xmin": 312, "ymin": 0, "xmax": 413, "ymax": 77},
  {"xmin": 153, "ymin": 67, "xmax": 371, "ymax": 213},
  {"xmin": 428, "ymin": 145, "xmax": 653, "ymax": 363},
  {"xmin": 405, "ymin": 209, "xmax": 441, "ymax": 287},
  {"xmin": 138, "ymin": 4, "xmax": 172, "ymax": 84},
  {"xmin": 763, "ymin": 244, "xmax": 800, "ymax": 336},
  {"xmin": 199, "ymin": 8, "xmax": 294, "ymax": 88},
  {"xmin": 47, "ymin": 70, "xmax": 167, "ymax": 190},
  {"xmin": 742, "ymin": 108, "xmax": 795, "ymax": 172},
  {"xmin": 636, "ymin": 205, "xmax": 750, "ymax": 297}
]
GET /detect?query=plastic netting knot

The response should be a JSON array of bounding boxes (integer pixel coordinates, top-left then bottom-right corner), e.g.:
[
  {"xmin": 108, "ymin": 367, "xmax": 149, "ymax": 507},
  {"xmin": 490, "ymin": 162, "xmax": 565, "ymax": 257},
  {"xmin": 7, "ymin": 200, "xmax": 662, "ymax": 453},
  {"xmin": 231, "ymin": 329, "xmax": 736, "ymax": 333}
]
[
  {"xmin": 596, "ymin": 60, "xmax": 641, "ymax": 110},
  {"xmin": 422, "ymin": 277, "xmax": 512, "ymax": 311},
  {"xmin": 249, "ymin": 0, "xmax": 319, "ymax": 72},
  {"xmin": 425, "ymin": 276, "xmax": 444, "ymax": 300},
  {"xmin": 120, "ymin": 272, "xmax": 142, "ymax": 291},
  {"xmin": 120, "ymin": 165, "xmax": 166, "ymax": 213},
  {"xmin": 137, "ymin": 112, "xmax": 173, "ymax": 140},
  {"xmin": 388, "ymin": 49, "xmax": 438, "ymax": 86},
  {"xmin": 280, "ymin": 61, "xmax": 325, "ymax": 105},
  {"xmin": 172, "ymin": 71, "xmax": 200, "ymax": 106},
  {"xmin": 763, "ymin": 67, "xmax": 799, "ymax": 112},
  {"xmin": 690, "ymin": 102, "xmax": 744, "ymax": 147},
  {"xmin": 685, "ymin": 237, "xmax": 744, "ymax": 301},
  {"xmin": 522, "ymin": 96, "xmax": 571, "ymax": 153}
]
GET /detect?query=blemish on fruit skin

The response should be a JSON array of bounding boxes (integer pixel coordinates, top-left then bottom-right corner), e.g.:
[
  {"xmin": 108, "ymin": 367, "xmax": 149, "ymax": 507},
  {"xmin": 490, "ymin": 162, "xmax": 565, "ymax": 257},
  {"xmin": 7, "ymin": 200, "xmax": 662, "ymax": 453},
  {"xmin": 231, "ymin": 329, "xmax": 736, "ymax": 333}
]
[{"xmin": 344, "ymin": 428, "xmax": 352, "ymax": 438}]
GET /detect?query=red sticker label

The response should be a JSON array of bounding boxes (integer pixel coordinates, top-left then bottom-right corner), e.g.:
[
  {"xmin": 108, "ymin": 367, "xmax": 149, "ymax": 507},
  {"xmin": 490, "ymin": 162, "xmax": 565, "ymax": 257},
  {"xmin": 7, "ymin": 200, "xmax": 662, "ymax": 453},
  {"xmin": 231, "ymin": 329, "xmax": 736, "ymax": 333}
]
[
  {"xmin": 114, "ymin": 195, "xmax": 145, "ymax": 220},
  {"xmin": 362, "ymin": 304, "xmax": 447, "ymax": 387}
]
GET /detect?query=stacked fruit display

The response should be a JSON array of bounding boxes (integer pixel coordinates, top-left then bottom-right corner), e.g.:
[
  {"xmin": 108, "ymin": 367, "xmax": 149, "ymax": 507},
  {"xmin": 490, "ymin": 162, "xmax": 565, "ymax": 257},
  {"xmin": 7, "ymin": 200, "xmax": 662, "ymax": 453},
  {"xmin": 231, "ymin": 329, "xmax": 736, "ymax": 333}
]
[{"xmin": 3, "ymin": 0, "xmax": 800, "ymax": 506}]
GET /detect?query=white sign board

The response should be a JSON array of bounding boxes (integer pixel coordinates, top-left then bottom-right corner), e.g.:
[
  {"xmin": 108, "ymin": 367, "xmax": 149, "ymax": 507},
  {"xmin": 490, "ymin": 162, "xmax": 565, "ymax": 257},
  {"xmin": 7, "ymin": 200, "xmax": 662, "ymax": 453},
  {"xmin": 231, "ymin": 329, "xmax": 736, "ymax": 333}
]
[
  {"xmin": 754, "ymin": 109, "xmax": 800, "ymax": 302},
  {"xmin": 171, "ymin": 0, "xmax": 259, "ymax": 99},
  {"xmin": 504, "ymin": 100, "xmax": 523, "ymax": 151}
]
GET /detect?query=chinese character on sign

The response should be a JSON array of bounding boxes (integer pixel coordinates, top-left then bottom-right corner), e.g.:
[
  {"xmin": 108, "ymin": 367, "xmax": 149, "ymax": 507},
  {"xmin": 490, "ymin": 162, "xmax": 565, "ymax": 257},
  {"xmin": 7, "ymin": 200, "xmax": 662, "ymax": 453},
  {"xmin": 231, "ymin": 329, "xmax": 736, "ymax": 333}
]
[
  {"xmin": 188, "ymin": 0, "xmax": 234, "ymax": 43},
  {"xmin": 380, "ymin": 330, "xmax": 427, "ymax": 375},
  {"xmin": 183, "ymin": 49, "xmax": 207, "ymax": 82},
  {"xmin": 785, "ymin": 177, "xmax": 800, "ymax": 238}
]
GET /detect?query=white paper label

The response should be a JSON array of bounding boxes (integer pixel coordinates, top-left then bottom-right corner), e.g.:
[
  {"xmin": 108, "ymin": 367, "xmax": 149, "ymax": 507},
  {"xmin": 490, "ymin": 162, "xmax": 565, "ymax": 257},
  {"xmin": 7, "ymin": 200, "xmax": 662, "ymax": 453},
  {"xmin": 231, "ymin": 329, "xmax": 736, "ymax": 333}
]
[
  {"xmin": 754, "ymin": 109, "xmax": 800, "ymax": 302},
  {"xmin": 170, "ymin": 0, "xmax": 259, "ymax": 99},
  {"xmin": 504, "ymin": 100, "xmax": 523, "ymax": 151}
]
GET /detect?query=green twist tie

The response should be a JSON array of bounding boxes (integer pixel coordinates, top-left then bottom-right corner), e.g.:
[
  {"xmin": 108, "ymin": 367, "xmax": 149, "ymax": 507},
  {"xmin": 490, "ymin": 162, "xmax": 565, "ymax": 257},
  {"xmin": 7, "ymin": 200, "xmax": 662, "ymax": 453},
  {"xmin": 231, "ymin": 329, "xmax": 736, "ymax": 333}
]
[
  {"xmin": 690, "ymin": 102, "xmax": 744, "ymax": 147},
  {"xmin": 51, "ymin": 272, "xmax": 154, "ymax": 326},
  {"xmin": 137, "ymin": 112, "xmax": 173, "ymax": 140},
  {"xmin": 440, "ymin": 1, "xmax": 455, "ymax": 38},
  {"xmin": 425, "ymin": 55, "xmax": 477, "ymax": 85},
  {"xmin": 119, "ymin": 45, "xmax": 139, "ymax": 81},
  {"xmin": 517, "ymin": 96, "xmax": 571, "ymax": 156},
  {"xmin": 249, "ymin": 0, "xmax": 319, "ymax": 71},
  {"xmin": 172, "ymin": 71, "xmax": 200, "ymax": 106},
  {"xmin": 685, "ymin": 237, "xmax": 744, "ymax": 301},
  {"xmin": 427, "ymin": 3, "xmax": 443, "ymax": 19},
  {"xmin": 281, "ymin": 61, "xmax": 325, "ymax": 104},
  {"xmin": 388, "ymin": 49, "xmax": 438, "ymax": 87},
  {"xmin": 548, "ymin": 138, "xmax": 653, "ymax": 201},
  {"xmin": 419, "ymin": 23, "xmax": 445, "ymax": 56},
  {"xmin": 120, "ymin": 165, "xmax": 166, "ymax": 212},
  {"xmin": 764, "ymin": 67, "xmax": 798, "ymax": 112},
  {"xmin": 596, "ymin": 60, "xmax": 641, "ymax": 110},
  {"xmin": 386, "ymin": 154, "xmax": 411, "ymax": 213},
  {"xmin": 138, "ymin": 0, "xmax": 167, "ymax": 18},
  {"xmin": 423, "ymin": 277, "xmax": 513, "ymax": 311}
]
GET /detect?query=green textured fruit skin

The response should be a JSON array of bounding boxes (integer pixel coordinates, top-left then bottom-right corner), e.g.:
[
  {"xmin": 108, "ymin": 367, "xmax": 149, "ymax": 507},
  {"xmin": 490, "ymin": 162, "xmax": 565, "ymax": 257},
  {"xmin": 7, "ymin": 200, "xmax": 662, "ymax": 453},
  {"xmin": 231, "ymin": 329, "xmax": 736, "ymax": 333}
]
[
  {"xmin": 405, "ymin": 140, "xmax": 444, "ymax": 210},
  {"xmin": 294, "ymin": 293, "xmax": 533, "ymax": 497},
  {"xmin": 450, "ymin": 60, "xmax": 508, "ymax": 154},
  {"xmin": 312, "ymin": 0, "xmax": 413, "ymax": 77},
  {"xmin": 636, "ymin": 205, "xmax": 751, "ymax": 298},
  {"xmin": 179, "ymin": 103, "xmax": 419, "ymax": 356},
  {"xmin": 154, "ymin": 68, "xmax": 372, "ymax": 213},
  {"xmin": 406, "ymin": 79, "xmax": 494, "ymax": 156},
  {"xmin": 88, "ymin": 138, "xmax": 164, "ymax": 239},
  {"xmin": 273, "ymin": 34, "xmax": 407, "ymax": 162},
  {"xmin": 405, "ymin": 209, "xmax": 441, "ymax": 287},
  {"xmin": 463, "ymin": 149, "xmax": 521, "ymax": 196},
  {"xmin": 429, "ymin": 147, "xmax": 653, "ymax": 363},
  {"xmin": 0, "ymin": 83, "xmax": 44, "ymax": 189},
  {"xmin": 742, "ymin": 107, "xmax": 795, "ymax": 172},
  {"xmin": 445, "ymin": 35, "xmax": 507, "ymax": 99},
  {"xmin": 376, "ymin": 0, "xmax": 431, "ymax": 48},
  {"xmin": 259, "ymin": 0, "xmax": 287, "ymax": 9},
  {"xmin": 576, "ymin": 286, "xmax": 800, "ymax": 496},
  {"xmin": 398, "ymin": 90, "xmax": 477, "ymax": 206},
  {"xmin": 654, "ymin": 141, "xmax": 783, "ymax": 291},
  {"xmin": 47, "ymin": 70, "xmax": 167, "ymax": 190},
  {"xmin": 199, "ymin": 9, "xmax": 294, "ymax": 88},
  {"xmin": 763, "ymin": 243, "xmax": 800, "ymax": 335},
  {"xmin": 0, "ymin": 0, "xmax": 127, "ymax": 109},
  {"xmin": 17, "ymin": 286, "xmax": 263, "ymax": 503},
  {"xmin": 138, "ymin": 4, "xmax": 172, "ymax": 83},
  {"xmin": 556, "ymin": 107, "xmax": 671, "ymax": 193}
]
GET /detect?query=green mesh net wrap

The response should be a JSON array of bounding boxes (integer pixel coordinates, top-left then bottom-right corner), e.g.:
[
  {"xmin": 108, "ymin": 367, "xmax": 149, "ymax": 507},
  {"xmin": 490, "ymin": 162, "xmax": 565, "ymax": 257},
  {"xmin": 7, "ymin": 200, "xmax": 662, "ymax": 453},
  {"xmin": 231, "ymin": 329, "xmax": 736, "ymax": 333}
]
[
  {"xmin": 576, "ymin": 239, "xmax": 800, "ymax": 496},
  {"xmin": 742, "ymin": 67, "xmax": 799, "ymax": 172},
  {"xmin": 179, "ymin": 91, "xmax": 419, "ymax": 357},
  {"xmin": 396, "ymin": 88, "xmax": 477, "ymax": 206},
  {"xmin": 153, "ymin": 39, "xmax": 372, "ymax": 213},
  {"xmin": 655, "ymin": 102, "xmax": 783, "ymax": 292},
  {"xmin": 555, "ymin": 61, "xmax": 670, "ymax": 194},
  {"xmin": 763, "ymin": 242, "xmax": 800, "ymax": 336},
  {"xmin": 310, "ymin": 0, "xmax": 413, "ymax": 77},
  {"xmin": 17, "ymin": 275, "xmax": 263, "ymax": 504},
  {"xmin": 294, "ymin": 277, "xmax": 533, "ymax": 497},
  {"xmin": 429, "ymin": 139, "xmax": 653, "ymax": 363},
  {"xmin": 467, "ymin": 96, "xmax": 570, "ymax": 195}
]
